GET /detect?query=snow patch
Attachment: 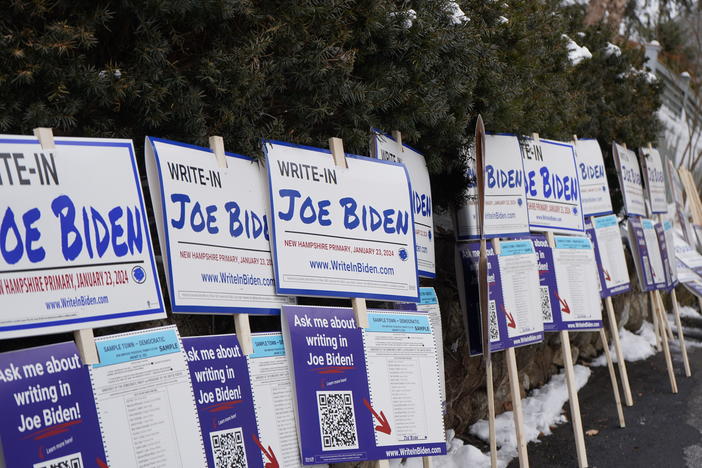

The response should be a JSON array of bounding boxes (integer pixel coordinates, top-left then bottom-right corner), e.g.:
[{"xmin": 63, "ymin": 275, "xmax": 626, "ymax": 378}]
[
  {"xmin": 390, "ymin": 9, "xmax": 417, "ymax": 28},
  {"xmin": 604, "ymin": 42, "xmax": 621, "ymax": 57},
  {"xmin": 497, "ymin": 16, "xmax": 509, "ymax": 25},
  {"xmin": 678, "ymin": 305, "xmax": 700, "ymax": 319},
  {"xmin": 562, "ymin": 35, "xmax": 592, "ymax": 65},
  {"xmin": 446, "ymin": 2, "xmax": 469, "ymax": 24},
  {"xmin": 591, "ymin": 321, "xmax": 657, "ymax": 366}
]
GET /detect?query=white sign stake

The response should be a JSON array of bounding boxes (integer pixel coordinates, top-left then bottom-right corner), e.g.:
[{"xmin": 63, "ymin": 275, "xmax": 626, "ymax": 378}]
[
  {"xmin": 207, "ymin": 136, "xmax": 253, "ymax": 356},
  {"xmin": 671, "ymin": 289, "xmax": 692, "ymax": 376},
  {"xmin": 599, "ymin": 328, "xmax": 626, "ymax": 427},
  {"xmin": 33, "ymin": 128, "xmax": 100, "ymax": 365},
  {"xmin": 604, "ymin": 296, "xmax": 633, "ymax": 405},
  {"xmin": 654, "ymin": 289, "xmax": 678, "ymax": 393}
]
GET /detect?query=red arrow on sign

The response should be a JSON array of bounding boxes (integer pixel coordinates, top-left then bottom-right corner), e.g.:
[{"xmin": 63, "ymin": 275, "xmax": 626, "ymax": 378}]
[
  {"xmin": 555, "ymin": 292, "xmax": 571, "ymax": 314},
  {"xmin": 363, "ymin": 399, "xmax": 392, "ymax": 435},
  {"xmin": 603, "ymin": 269, "xmax": 611, "ymax": 281},
  {"xmin": 252, "ymin": 434, "xmax": 280, "ymax": 468},
  {"xmin": 501, "ymin": 304, "xmax": 517, "ymax": 328}
]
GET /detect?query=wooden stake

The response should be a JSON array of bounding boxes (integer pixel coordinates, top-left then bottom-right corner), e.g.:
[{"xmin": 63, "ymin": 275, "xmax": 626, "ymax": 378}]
[
  {"xmin": 655, "ymin": 296, "xmax": 678, "ymax": 393},
  {"xmin": 545, "ymin": 231, "xmax": 587, "ymax": 468},
  {"xmin": 605, "ymin": 296, "xmax": 634, "ymax": 406},
  {"xmin": 651, "ymin": 291, "xmax": 662, "ymax": 351},
  {"xmin": 486, "ymin": 358, "xmax": 498, "ymax": 468},
  {"xmin": 208, "ymin": 136, "xmax": 253, "ymax": 355},
  {"xmin": 506, "ymin": 347, "xmax": 529, "ymax": 468},
  {"xmin": 33, "ymin": 127, "xmax": 99, "ymax": 365},
  {"xmin": 599, "ymin": 328, "xmax": 626, "ymax": 428},
  {"xmin": 671, "ymin": 289, "xmax": 692, "ymax": 376}
]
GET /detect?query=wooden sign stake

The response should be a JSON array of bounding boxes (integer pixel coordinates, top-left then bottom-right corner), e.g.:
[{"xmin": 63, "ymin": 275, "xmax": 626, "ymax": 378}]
[
  {"xmin": 671, "ymin": 289, "xmax": 692, "ymax": 376},
  {"xmin": 599, "ymin": 328, "xmax": 626, "ymax": 427},
  {"xmin": 33, "ymin": 128, "xmax": 100, "ymax": 365},
  {"xmin": 654, "ymin": 289, "xmax": 678, "ymax": 393},
  {"xmin": 604, "ymin": 296, "xmax": 633, "ymax": 406},
  {"xmin": 208, "ymin": 136, "xmax": 253, "ymax": 356}
]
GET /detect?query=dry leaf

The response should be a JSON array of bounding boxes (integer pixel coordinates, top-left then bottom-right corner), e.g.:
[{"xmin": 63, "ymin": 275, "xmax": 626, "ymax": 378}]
[{"xmin": 586, "ymin": 429, "xmax": 599, "ymax": 436}]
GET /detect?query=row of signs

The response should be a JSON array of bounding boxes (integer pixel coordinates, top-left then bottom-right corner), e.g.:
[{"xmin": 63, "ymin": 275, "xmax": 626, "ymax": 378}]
[
  {"xmin": 1, "ymin": 132, "xmax": 435, "ymax": 339},
  {"xmin": 0, "ymin": 290, "xmax": 446, "ymax": 467}
]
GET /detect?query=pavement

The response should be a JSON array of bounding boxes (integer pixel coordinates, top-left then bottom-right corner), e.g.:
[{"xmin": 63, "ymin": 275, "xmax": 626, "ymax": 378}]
[{"xmin": 507, "ymin": 313, "xmax": 702, "ymax": 468}]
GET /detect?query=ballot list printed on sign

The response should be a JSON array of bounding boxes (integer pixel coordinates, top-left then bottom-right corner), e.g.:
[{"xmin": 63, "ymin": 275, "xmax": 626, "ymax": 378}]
[
  {"xmin": 551, "ymin": 236, "xmax": 603, "ymax": 330},
  {"xmin": 587, "ymin": 215, "xmax": 631, "ymax": 297},
  {"xmin": 371, "ymin": 131, "xmax": 435, "ymax": 277},
  {"xmin": 641, "ymin": 219, "xmax": 667, "ymax": 290},
  {"xmin": 456, "ymin": 134, "xmax": 530, "ymax": 239},
  {"xmin": 0, "ymin": 135, "xmax": 164, "ymax": 338},
  {"xmin": 641, "ymin": 147, "xmax": 667, "ymax": 214},
  {"xmin": 145, "ymin": 137, "xmax": 294, "ymax": 315},
  {"xmin": 415, "ymin": 288, "xmax": 446, "ymax": 416},
  {"xmin": 282, "ymin": 305, "xmax": 445, "ymax": 464},
  {"xmin": 520, "ymin": 137, "xmax": 584, "ymax": 233},
  {"xmin": 0, "ymin": 342, "xmax": 107, "ymax": 468},
  {"xmin": 496, "ymin": 240, "xmax": 544, "ymax": 345},
  {"xmin": 265, "ymin": 140, "xmax": 419, "ymax": 302},
  {"xmin": 613, "ymin": 143, "xmax": 647, "ymax": 217},
  {"xmin": 574, "ymin": 139, "xmax": 613, "ymax": 217},
  {"xmin": 89, "ymin": 326, "xmax": 207, "ymax": 468}
]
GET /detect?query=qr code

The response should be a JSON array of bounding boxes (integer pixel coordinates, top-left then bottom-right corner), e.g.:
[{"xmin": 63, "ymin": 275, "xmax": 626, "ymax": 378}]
[
  {"xmin": 540, "ymin": 286, "xmax": 553, "ymax": 322},
  {"xmin": 210, "ymin": 427, "xmax": 248, "ymax": 468},
  {"xmin": 488, "ymin": 300, "xmax": 500, "ymax": 342},
  {"xmin": 317, "ymin": 390, "xmax": 359, "ymax": 451},
  {"xmin": 33, "ymin": 452, "xmax": 83, "ymax": 468}
]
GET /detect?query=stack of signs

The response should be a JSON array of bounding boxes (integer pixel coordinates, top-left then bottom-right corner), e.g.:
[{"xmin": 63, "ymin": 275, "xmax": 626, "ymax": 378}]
[
  {"xmin": 371, "ymin": 131, "xmax": 435, "ymax": 278},
  {"xmin": 456, "ymin": 134, "xmax": 530, "ymax": 240},
  {"xmin": 641, "ymin": 147, "xmax": 667, "ymax": 215},
  {"xmin": 675, "ymin": 236, "xmax": 702, "ymax": 296},
  {"xmin": 574, "ymin": 139, "xmax": 613, "ymax": 218},
  {"xmin": 145, "ymin": 137, "xmax": 295, "ymax": 314},
  {"xmin": 184, "ymin": 333, "xmax": 303, "ymax": 467},
  {"xmin": 585, "ymin": 215, "xmax": 631, "ymax": 297},
  {"xmin": 281, "ymin": 305, "xmax": 445, "ymax": 464},
  {"xmin": 0, "ymin": 342, "xmax": 107, "ymax": 468},
  {"xmin": 520, "ymin": 137, "xmax": 584, "ymax": 234},
  {"xmin": 89, "ymin": 326, "xmax": 207, "ymax": 467},
  {"xmin": 0, "ymin": 135, "xmax": 164, "ymax": 338},
  {"xmin": 458, "ymin": 240, "xmax": 544, "ymax": 354},
  {"xmin": 613, "ymin": 143, "xmax": 647, "ymax": 217},
  {"xmin": 264, "ymin": 140, "xmax": 419, "ymax": 301},
  {"xmin": 641, "ymin": 219, "xmax": 667, "ymax": 289},
  {"xmin": 626, "ymin": 217, "xmax": 657, "ymax": 291},
  {"xmin": 657, "ymin": 220, "xmax": 678, "ymax": 291}
]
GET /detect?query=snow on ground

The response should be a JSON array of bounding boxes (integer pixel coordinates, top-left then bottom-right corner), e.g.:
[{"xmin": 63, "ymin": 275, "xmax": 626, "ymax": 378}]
[
  {"xmin": 678, "ymin": 305, "xmax": 700, "ymax": 319},
  {"xmin": 562, "ymin": 35, "xmax": 592, "ymax": 65},
  {"xmin": 591, "ymin": 321, "xmax": 657, "ymax": 366}
]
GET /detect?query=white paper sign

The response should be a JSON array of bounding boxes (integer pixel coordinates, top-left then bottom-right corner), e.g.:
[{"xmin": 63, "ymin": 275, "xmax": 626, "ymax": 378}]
[
  {"xmin": 640, "ymin": 147, "xmax": 667, "ymax": 214},
  {"xmin": 265, "ymin": 140, "xmax": 418, "ymax": 301},
  {"xmin": 574, "ymin": 139, "xmax": 613, "ymax": 217},
  {"xmin": 457, "ymin": 134, "xmax": 530, "ymax": 239},
  {"xmin": 371, "ymin": 132, "xmax": 435, "ymax": 277},
  {"xmin": 497, "ymin": 240, "xmax": 544, "ymax": 339},
  {"xmin": 675, "ymin": 234, "xmax": 702, "ymax": 271},
  {"xmin": 592, "ymin": 215, "xmax": 630, "ymax": 292},
  {"xmin": 613, "ymin": 143, "xmax": 646, "ymax": 216},
  {"xmin": 552, "ymin": 236, "xmax": 602, "ymax": 328},
  {"xmin": 521, "ymin": 137, "xmax": 584, "ymax": 233},
  {"xmin": 145, "ymin": 137, "xmax": 294, "ymax": 314},
  {"xmin": 642, "ymin": 218, "xmax": 666, "ymax": 286},
  {"xmin": 0, "ymin": 135, "xmax": 164, "ymax": 339}
]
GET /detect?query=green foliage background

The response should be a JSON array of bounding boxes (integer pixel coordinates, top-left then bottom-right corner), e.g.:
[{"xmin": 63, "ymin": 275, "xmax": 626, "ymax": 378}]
[{"xmin": 1, "ymin": 0, "xmax": 661, "ymax": 209}]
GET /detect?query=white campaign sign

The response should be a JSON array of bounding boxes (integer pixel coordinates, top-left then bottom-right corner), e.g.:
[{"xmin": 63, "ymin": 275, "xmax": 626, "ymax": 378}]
[
  {"xmin": 265, "ymin": 140, "xmax": 418, "ymax": 301},
  {"xmin": 642, "ymin": 219, "xmax": 666, "ymax": 286},
  {"xmin": 574, "ymin": 139, "xmax": 613, "ymax": 217},
  {"xmin": 371, "ymin": 132, "xmax": 435, "ymax": 277},
  {"xmin": 641, "ymin": 147, "xmax": 667, "ymax": 214},
  {"xmin": 497, "ymin": 240, "xmax": 543, "ymax": 339},
  {"xmin": 663, "ymin": 220, "xmax": 678, "ymax": 285},
  {"xmin": 457, "ymin": 134, "xmax": 530, "ymax": 239},
  {"xmin": 675, "ymin": 234, "xmax": 702, "ymax": 270},
  {"xmin": 613, "ymin": 143, "xmax": 646, "ymax": 217},
  {"xmin": 0, "ymin": 135, "xmax": 164, "ymax": 338},
  {"xmin": 552, "ymin": 236, "xmax": 602, "ymax": 327},
  {"xmin": 145, "ymin": 137, "xmax": 294, "ymax": 314},
  {"xmin": 521, "ymin": 137, "xmax": 584, "ymax": 233},
  {"xmin": 592, "ymin": 215, "xmax": 630, "ymax": 291}
]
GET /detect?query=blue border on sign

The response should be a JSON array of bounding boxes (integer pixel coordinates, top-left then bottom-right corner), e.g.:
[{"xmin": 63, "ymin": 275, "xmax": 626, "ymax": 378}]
[
  {"xmin": 148, "ymin": 136, "xmax": 282, "ymax": 315},
  {"xmin": 263, "ymin": 139, "xmax": 420, "ymax": 302},
  {"xmin": 0, "ymin": 137, "xmax": 165, "ymax": 332}
]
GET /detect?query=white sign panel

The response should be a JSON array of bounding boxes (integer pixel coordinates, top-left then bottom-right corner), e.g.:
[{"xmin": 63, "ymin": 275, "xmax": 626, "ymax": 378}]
[
  {"xmin": 592, "ymin": 215, "xmax": 630, "ymax": 292},
  {"xmin": 642, "ymin": 218, "xmax": 666, "ymax": 286},
  {"xmin": 641, "ymin": 147, "xmax": 667, "ymax": 214},
  {"xmin": 521, "ymin": 137, "xmax": 584, "ymax": 233},
  {"xmin": 145, "ymin": 137, "xmax": 294, "ymax": 314},
  {"xmin": 457, "ymin": 134, "xmax": 530, "ymax": 239},
  {"xmin": 613, "ymin": 143, "xmax": 646, "ymax": 216},
  {"xmin": 0, "ymin": 135, "xmax": 164, "ymax": 338},
  {"xmin": 371, "ymin": 131, "xmax": 435, "ymax": 277},
  {"xmin": 574, "ymin": 139, "xmax": 613, "ymax": 217},
  {"xmin": 552, "ymin": 236, "xmax": 602, "ymax": 328},
  {"xmin": 265, "ymin": 140, "xmax": 419, "ymax": 302}
]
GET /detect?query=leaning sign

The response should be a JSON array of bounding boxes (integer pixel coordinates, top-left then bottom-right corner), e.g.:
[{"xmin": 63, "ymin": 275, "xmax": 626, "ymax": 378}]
[
  {"xmin": 0, "ymin": 135, "xmax": 164, "ymax": 338},
  {"xmin": 613, "ymin": 143, "xmax": 646, "ymax": 217},
  {"xmin": 265, "ymin": 140, "xmax": 419, "ymax": 302}
]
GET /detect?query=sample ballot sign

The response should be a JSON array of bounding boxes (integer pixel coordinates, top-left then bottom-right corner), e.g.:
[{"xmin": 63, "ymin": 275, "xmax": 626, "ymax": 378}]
[
  {"xmin": 371, "ymin": 131, "xmax": 436, "ymax": 278},
  {"xmin": 265, "ymin": 140, "xmax": 419, "ymax": 301},
  {"xmin": 586, "ymin": 215, "xmax": 631, "ymax": 297},
  {"xmin": 282, "ymin": 305, "xmax": 445, "ymax": 464},
  {"xmin": 0, "ymin": 135, "xmax": 164, "ymax": 338},
  {"xmin": 613, "ymin": 143, "xmax": 646, "ymax": 217},
  {"xmin": 641, "ymin": 147, "xmax": 667, "ymax": 214},
  {"xmin": 146, "ymin": 137, "xmax": 294, "ymax": 314}
]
